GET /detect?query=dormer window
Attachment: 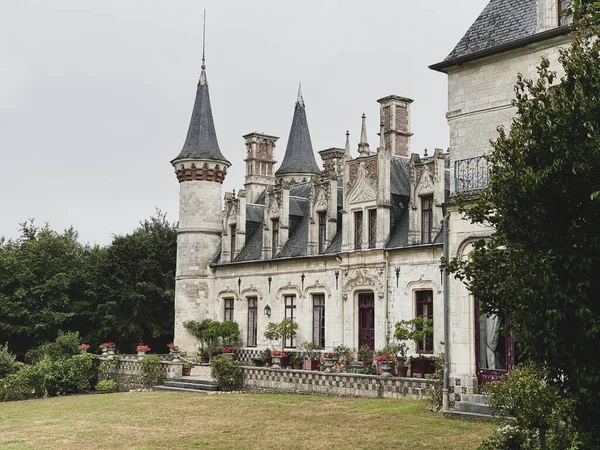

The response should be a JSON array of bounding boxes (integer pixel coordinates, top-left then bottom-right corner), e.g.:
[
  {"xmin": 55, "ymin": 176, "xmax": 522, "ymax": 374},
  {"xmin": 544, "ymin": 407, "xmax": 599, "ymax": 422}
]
[
  {"xmin": 368, "ymin": 209, "xmax": 377, "ymax": 249},
  {"xmin": 230, "ymin": 224, "xmax": 236, "ymax": 259},
  {"xmin": 421, "ymin": 196, "xmax": 433, "ymax": 244},
  {"xmin": 354, "ymin": 211, "xmax": 363, "ymax": 250},
  {"xmin": 559, "ymin": 0, "xmax": 573, "ymax": 26}
]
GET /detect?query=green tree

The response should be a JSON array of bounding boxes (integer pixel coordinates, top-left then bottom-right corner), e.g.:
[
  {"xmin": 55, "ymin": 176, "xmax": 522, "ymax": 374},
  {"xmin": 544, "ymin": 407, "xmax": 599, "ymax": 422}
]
[
  {"xmin": 0, "ymin": 222, "xmax": 90, "ymax": 358},
  {"xmin": 85, "ymin": 211, "xmax": 176, "ymax": 352},
  {"xmin": 445, "ymin": 17, "xmax": 600, "ymax": 445}
]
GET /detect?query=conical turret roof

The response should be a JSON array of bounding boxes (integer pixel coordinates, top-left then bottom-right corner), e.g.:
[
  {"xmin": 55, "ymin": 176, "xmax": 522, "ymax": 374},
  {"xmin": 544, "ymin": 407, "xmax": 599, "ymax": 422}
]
[
  {"xmin": 275, "ymin": 85, "xmax": 320, "ymax": 176},
  {"xmin": 172, "ymin": 63, "xmax": 229, "ymax": 164}
]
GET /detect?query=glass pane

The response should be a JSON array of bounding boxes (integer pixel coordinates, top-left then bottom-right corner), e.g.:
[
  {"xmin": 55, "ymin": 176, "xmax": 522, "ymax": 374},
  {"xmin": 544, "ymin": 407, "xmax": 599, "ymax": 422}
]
[{"xmin": 479, "ymin": 314, "xmax": 507, "ymax": 370}]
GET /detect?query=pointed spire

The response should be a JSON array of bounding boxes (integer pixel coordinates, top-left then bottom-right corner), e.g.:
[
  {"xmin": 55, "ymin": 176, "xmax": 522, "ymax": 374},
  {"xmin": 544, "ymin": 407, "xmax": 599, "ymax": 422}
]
[
  {"xmin": 297, "ymin": 82, "xmax": 304, "ymax": 107},
  {"xmin": 171, "ymin": 12, "xmax": 229, "ymax": 164},
  {"xmin": 344, "ymin": 130, "xmax": 352, "ymax": 161},
  {"xmin": 200, "ymin": 9, "xmax": 207, "ymax": 85},
  {"xmin": 275, "ymin": 87, "xmax": 320, "ymax": 177},
  {"xmin": 357, "ymin": 113, "xmax": 370, "ymax": 156}
]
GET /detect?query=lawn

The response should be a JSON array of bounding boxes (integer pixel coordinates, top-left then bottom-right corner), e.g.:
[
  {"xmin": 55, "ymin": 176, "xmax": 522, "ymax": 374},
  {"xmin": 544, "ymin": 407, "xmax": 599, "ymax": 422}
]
[{"xmin": 0, "ymin": 392, "xmax": 496, "ymax": 449}]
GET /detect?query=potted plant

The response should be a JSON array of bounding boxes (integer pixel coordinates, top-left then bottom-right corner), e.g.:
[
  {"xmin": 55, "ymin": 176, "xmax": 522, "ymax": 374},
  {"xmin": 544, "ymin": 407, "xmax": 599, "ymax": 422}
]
[
  {"xmin": 78, "ymin": 343, "xmax": 90, "ymax": 354},
  {"xmin": 358, "ymin": 345, "xmax": 372, "ymax": 368},
  {"xmin": 374, "ymin": 350, "xmax": 397, "ymax": 376},
  {"xmin": 264, "ymin": 318, "xmax": 299, "ymax": 358},
  {"xmin": 289, "ymin": 352, "xmax": 303, "ymax": 370},
  {"xmin": 270, "ymin": 349, "xmax": 287, "ymax": 369},
  {"xmin": 394, "ymin": 318, "xmax": 435, "ymax": 377},
  {"xmin": 136, "ymin": 343, "xmax": 151, "ymax": 357},
  {"xmin": 260, "ymin": 348, "xmax": 272, "ymax": 367},
  {"xmin": 181, "ymin": 361, "xmax": 192, "ymax": 376},
  {"xmin": 222, "ymin": 346, "xmax": 234, "ymax": 360},
  {"xmin": 167, "ymin": 342, "xmax": 179, "ymax": 354},
  {"xmin": 300, "ymin": 341, "xmax": 321, "ymax": 370},
  {"xmin": 182, "ymin": 318, "xmax": 213, "ymax": 356},
  {"xmin": 99, "ymin": 342, "xmax": 117, "ymax": 355}
]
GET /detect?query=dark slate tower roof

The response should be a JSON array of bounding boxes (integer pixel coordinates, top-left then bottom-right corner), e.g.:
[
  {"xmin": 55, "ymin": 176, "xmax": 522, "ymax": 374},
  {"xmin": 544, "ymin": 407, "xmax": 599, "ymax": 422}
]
[
  {"xmin": 275, "ymin": 85, "xmax": 320, "ymax": 176},
  {"xmin": 172, "ymin": 61, "xmax": 229, "ymax": 164}
]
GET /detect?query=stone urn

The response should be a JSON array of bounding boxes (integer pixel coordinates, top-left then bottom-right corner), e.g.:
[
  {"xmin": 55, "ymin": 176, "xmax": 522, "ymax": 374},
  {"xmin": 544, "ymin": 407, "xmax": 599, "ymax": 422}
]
[
  {"xmin": 271, "ymin": 355, "xmax": 283, "ymax": 369},
  {"xmin": 107, "ymin": 348, "xmax": 115, "ymax": 356},
  {"xmin": 322, "ymin": 357, "xmax": 336, "ymax": 372},
  {"xmin": 137, "ymin": 351, "xmax": 146, "ymax": 358},
  {"xmin": 380, "ymin": 362, "xmax": 394, "ymax": 377}
]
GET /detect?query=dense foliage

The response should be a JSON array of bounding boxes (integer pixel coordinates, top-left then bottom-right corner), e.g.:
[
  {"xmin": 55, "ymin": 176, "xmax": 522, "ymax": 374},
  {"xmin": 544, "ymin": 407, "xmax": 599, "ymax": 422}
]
[
  {"xmin": 0, "ymin": 212, "xmax": 176, "ymax": 359},
  {"xmin": 139, "ymin": 355, "xmax": 164, "ymax": 389},
  {"xmin": 210, "ymin": 355, "xmax": 244, "ymax": 391},
  {"xmin": 445, "ymin": 16, "xmax": 600, "ymax": 445}
]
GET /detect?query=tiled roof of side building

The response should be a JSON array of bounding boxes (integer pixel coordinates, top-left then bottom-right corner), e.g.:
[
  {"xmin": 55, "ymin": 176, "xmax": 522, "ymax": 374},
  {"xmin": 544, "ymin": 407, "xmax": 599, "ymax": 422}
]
[{"xmin": 431, "ymin": 0, "xmax": 537, "ymax": 71}]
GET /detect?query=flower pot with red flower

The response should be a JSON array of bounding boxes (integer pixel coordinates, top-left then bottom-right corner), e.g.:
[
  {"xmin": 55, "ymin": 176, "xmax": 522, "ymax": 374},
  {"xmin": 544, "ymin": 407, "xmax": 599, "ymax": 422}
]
[
  {"xmin": 167, "ymin": 342, "xmax": 180, "ymax": 360},
  {"xmin": 78, "ymin": 344, "xmax": 90, "ymax": 354},
  {"xmin": 222, "ymin": 346, "xmax": 234, "ymax": 360},
  {"xmin": 300, "ymin": 341, "xmax": 321, "ymax": 371},
  {"xmin": 358, "ymin": 345, "xmax": 372, "ymax": 368},
  {"xmin": 136, "ymin": 343, "xmax": 151, "ymax": 357},
  {"xmin": 270, "ymin": 349, "xmax": 287, "ymax": 369},
  {"xmin": 99, "ymin": 342, "xmax": 117, "ymax": 355},
  {"xmin": 375, "ymin": 351, "xmax": 398, "ymax": 377}
]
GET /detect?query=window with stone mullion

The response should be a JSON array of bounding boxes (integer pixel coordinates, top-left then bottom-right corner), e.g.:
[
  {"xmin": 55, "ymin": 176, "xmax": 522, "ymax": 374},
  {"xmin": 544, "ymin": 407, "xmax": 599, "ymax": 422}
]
[
  {"xmin": 247, "ymin": 297, "xmax": 258, "ymax": 347},
  {"xmin": 368, "ymin": 209, "xmax": 377, "ymax": 249},
  {"xmin": 354, "ymin": 211, "xmax": 363, "ymax": 250},
  {"xmin": 312, "ymin": 294, "xmax": 325, "ymax": 348},
  {"xmin": 284, "ymin": 295, "xmax": 296, "ymax": 348},
  {"xmin": 224, "ymin": 298, "xmax": 234, "ymax": 322},
  {"xmin": 318, "ymin": 212, "xmax": 327, "ymax": 254},
  {"xmin": 416, "ymin": 290, "xmax": 433, "ymax": 353}
]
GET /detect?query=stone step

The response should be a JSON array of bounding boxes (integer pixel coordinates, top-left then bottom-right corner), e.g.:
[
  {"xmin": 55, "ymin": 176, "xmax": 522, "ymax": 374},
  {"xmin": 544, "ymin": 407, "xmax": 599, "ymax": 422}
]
[
  {"xmin": 163, "ymin": 380, "xmax": 219, "ymax": 391},
  {"xmin": 456, "ymin": 401, "xmax": 492, "ymax": 416},
  {"xmin": 154, "ymin": 385, "xmax": 217, "ymax": 394},
  {"xmin": 444, "ymin": 410, "xmax": 502, "ymax": 421},
  {"xmin": 170, "ymin": 377, "xmax": 218, "ymax": 387},
  {"xmin": 472, "ymin": 393, "xmax": 490, "ymax": 405}
]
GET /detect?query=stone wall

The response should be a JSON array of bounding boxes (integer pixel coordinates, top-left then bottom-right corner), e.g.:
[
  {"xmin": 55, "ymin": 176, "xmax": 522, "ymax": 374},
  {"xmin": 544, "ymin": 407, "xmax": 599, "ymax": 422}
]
[
  {"xmin": 98, "ymin": 354, "xmax": 182, "ymax": 391},
  {"xmin": 242, "ymin": 367, "xmax": 436, "ymax": 400}
]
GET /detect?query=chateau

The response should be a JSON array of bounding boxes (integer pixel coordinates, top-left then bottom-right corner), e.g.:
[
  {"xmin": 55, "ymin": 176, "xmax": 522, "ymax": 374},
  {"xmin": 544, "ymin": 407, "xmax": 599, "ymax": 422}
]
[{"xmin": 171, "ymin": 0, "xmax": 574, "ymax": 400}]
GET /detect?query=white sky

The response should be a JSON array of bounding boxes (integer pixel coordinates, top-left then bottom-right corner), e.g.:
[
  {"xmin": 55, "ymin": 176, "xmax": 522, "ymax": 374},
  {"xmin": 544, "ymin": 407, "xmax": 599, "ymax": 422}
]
[{"xmin": 0, "ymin": 0, "xmax": 487, "ymax": 245}]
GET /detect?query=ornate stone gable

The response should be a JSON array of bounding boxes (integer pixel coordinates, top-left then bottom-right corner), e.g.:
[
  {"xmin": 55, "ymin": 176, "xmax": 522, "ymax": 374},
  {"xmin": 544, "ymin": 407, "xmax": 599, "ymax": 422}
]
[
  {"xmin": 342, "ymin": 266, "xmax": 385, "ymax": 301},
  {"xmin": 347, "ymin": 159, "xmax": 378, "ymax": 204}
]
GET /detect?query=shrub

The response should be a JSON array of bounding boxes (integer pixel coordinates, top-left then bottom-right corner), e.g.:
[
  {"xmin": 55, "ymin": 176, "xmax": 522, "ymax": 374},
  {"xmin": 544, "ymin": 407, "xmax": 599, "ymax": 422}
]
[
  {"xmin": 210, "ymin": 355, "xmax": 244, "ymax": 391},
  {"xmin": 139, "ymin": 355, "xmax": 164, "ymax": 388},
  {"xmin": 95, "ymin": 380, "xmax": 118, "ymax": 393},
  {"xmin": 41, "ymin": 353, "xmax": 98, "ymax": 396},
  {"xmin": 0, "ymin": 343, "xmax": 17, "ymax": 378},
  {"xmin": 25, "ymin": 331, "xmax": 81, "ymax": 364},
  {"xmin": 477, "ymin": 425, "xmax": 537, "ymax": 450},
  {"xmin": 0, "ymin": 364, "xmax": 45, "ymax": 402},
  {"xmin": 425, "ymin": 353, "xmax": 444, "ymax": 412}
]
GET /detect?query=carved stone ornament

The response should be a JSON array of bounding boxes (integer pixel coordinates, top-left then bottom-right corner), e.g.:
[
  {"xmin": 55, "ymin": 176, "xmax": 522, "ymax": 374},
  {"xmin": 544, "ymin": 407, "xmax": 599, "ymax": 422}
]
[
  {"xmin": 217, "ymin": 285, "xmax": 239, "ymax": 300},
  {"xmin": 240, "ymin": 285, "xmax": 263, "ymax": 301},
  {"xmin": 342, "ymin": 266, "xmax": 385, "ymax": 301},
  {"xmin": 303, "ymin": 280, "xmax": 332, "ymax": 298},
  {"xmin": 314, "ymin": 190, "xmax": 328, "ymax": 212},
  {"xmin": 348, "ymin": 162, "xmax": 377, "ymax": 203}
]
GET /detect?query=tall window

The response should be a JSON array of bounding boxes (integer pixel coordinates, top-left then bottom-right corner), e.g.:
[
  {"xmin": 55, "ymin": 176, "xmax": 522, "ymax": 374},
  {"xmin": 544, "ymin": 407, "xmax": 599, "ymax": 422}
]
[
  {"xmin": 247, "ymin": 297, "xmax": 257, "ymax": 347},
  {"xmin": 559, "ymin": 0, "xmax": 573, "ymax": 26},
  {"xmin": 318, "ymin": 212, "xmax": 327, "ymax": 254},
  {"xmin": 230, "ymin": 224, "xmax": 236, "ymax": 259},
  {"xmin": 368, "ymin": 209, "xmax": 377, "ymax": 249},
  {"xmin": 421, "ymin": 196, "xmax": 433, "ymax": 244},
  {"xmin": 271, "ymin": 219, "xmax": 279, "ymax": 258},
  {"xmin": 416, "ymin": 290, "xmax": 433, "ymax": 353},
  {"xmin": 312, "ymin": 294, "xmax": 325, "ymax": 348},
  {"xmin": 224, "ymin": 298, "xmax": 234, "ymax": 322},
  {"xmin": 284, "ymin": 295, "xmax": 296, "ymax": 348},
  {"xmin": 354, "ymin": 210, "xmax": 363, "ymax": 250}
]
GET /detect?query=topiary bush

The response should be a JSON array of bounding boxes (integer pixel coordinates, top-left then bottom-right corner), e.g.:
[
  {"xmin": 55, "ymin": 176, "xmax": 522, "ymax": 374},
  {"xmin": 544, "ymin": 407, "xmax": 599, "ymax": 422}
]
[
  {"xmin": 210, "ymin": 355, "xmax": 244, "ymax": 391},
  {"xmin": 139, "ymin": 355, "xmax": 164, "ymax": 388},
  {"xmin": 0, "ymin": 364, "xmax": 45, "ymax": 402},
  {"xmin": 95, "ymin": 379, "xmax": 118, "ymax": 393}
]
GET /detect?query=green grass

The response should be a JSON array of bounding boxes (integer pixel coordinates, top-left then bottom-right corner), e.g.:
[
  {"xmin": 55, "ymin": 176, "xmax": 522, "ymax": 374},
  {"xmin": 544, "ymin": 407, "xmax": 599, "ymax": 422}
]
[{"xmin": 0, "ymin": 392, "xmax": 496, "ymax": 449}]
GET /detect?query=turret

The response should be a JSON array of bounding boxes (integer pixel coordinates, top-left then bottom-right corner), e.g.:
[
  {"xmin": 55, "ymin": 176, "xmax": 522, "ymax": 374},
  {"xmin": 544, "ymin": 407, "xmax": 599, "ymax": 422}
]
[{"xmin": 170, "ymin": 38, "xmax": 230, "ymax": 353}]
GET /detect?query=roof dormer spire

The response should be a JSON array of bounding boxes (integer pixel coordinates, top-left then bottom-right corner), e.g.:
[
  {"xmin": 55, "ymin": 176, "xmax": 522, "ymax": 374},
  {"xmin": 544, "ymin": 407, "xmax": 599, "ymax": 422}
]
[
  {"xmin": 357, "ymin": 113, "xmax": 370, "ymax": 156},
  {"xmin": 344, "ymin": 130, "xmax": 351, "ymax": 161}
]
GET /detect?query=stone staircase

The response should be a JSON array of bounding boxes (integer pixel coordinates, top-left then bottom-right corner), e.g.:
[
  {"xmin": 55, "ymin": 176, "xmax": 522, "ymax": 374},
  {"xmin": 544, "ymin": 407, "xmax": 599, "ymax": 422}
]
[
  {"xmin": 154, "ymin": 377, "xmax": 219, "ymax": 394},
  {"xmin": 449, "ymin": 394, "xmax": 497, "ymax": 419}
]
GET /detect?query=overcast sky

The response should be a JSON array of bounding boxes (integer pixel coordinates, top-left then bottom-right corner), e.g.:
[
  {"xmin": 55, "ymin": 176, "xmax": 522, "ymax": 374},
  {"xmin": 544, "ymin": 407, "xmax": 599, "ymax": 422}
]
[{"xmin": 1, "ymin": 0, "xmax": 487, "ymax": 245}]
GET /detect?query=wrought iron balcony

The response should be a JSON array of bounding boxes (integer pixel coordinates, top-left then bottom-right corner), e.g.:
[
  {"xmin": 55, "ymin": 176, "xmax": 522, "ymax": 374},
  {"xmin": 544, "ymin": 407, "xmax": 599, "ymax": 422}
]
[{"xmin": 454, "ymin": 156, "xmax": 489, "ymax": 194}]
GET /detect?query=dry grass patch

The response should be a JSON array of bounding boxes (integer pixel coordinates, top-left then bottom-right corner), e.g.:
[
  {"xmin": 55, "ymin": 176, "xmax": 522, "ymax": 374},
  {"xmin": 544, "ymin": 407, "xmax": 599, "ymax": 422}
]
[{"xmin": 0, "ymin": 392, "xmax": 496, "ymax": 449}]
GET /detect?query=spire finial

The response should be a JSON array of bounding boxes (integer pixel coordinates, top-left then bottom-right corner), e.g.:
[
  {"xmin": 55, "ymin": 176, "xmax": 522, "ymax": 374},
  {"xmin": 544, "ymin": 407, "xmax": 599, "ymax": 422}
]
[
  {"xmin": 344, "ymin": 130, "xmax": 351, "ymax": 161},
  {"xmin": 202, "ymin": 9, "xmax": 206, "ymax": 70},
  {"xmin": 297, "ymin": 82, "xmax": 304, "ymax": 107},
  {"xmin": 358, "ymin": 113, "xmax": 370, "ymax": 156}
]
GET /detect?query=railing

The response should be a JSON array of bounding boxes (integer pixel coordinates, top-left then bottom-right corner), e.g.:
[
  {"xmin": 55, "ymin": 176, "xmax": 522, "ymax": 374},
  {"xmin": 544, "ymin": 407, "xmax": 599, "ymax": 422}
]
[{"xmin": 454, "ymin": 156, "xmax": 489, "ymax": 193}]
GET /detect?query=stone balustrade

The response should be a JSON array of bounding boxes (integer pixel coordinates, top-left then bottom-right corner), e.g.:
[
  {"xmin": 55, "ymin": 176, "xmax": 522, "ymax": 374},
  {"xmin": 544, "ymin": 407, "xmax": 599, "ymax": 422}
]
[{"xmin": 98, "ymin": 354, "xmax": 182, "ymax": 391}]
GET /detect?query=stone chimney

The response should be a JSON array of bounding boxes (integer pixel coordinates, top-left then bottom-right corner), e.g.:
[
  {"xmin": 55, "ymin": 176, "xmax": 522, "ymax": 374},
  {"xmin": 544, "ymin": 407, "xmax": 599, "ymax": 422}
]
[{"xmin": 377, "ymin": 95, "xmax": 414, "ymax": 157}]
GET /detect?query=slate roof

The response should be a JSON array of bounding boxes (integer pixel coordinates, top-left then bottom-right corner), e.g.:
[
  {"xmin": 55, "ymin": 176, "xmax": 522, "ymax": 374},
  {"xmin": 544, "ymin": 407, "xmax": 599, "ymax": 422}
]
[
  {"xmin": 275, "ymin": 93, "xmax": 321, "ymax": 176},
  {"xmin": 172, "ymin": 66, "xmax": 230, "ymax": 164},
  {"xmin": 391, "ymin": 156, "xmax": 411, "ymax": 197}
]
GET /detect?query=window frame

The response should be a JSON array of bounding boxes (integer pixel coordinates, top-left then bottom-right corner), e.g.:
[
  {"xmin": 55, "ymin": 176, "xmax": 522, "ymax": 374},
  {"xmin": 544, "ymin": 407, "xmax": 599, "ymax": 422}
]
[
  {"xmin": 368, "ymin": 209, "xmax": 377, "ymax": 249},
  {"xmin": 354, "ymin": 210, "xmax": 363, "ymax": 250},
  {"xmin": 312, "ymin": 294, "xmax": 325, "ymax": 348},
  {"xmin": 284, "ymin": 295, "xmax": 297, "ymax": 348},
  {"xmin": 224, "ymin": 297, "xmax": 234, "ymax": 322},
  {"xmin": 230, "ymin": 224, "xmax": 236, "ymax": 259},
  {"xmin": 271, "ymin": 218, "xmax": 279, "ymax": 258},
  {"xmin": 421, "ymin": 195, "xmax": 433, "ymax": 244},
  {"xmin": 318, "ymin": 211, "xmax": 327, "ymax": 254},
  {"xmin": 416, "ymin": 290, "xmax": 433, "ymax": 353},
  {"xmin": 247, "ymin": 297, "xmax": 258, "ymax": 347}
]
